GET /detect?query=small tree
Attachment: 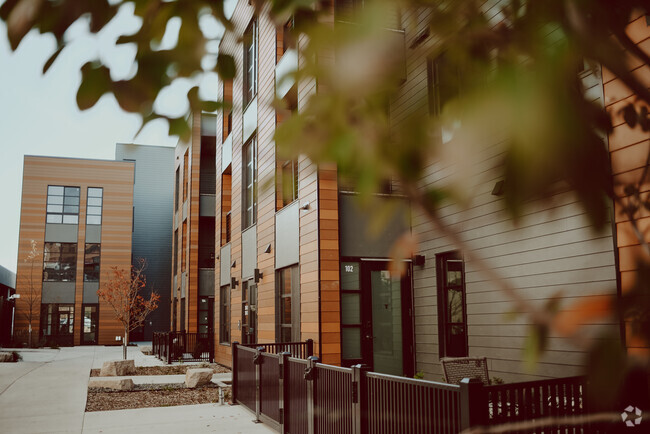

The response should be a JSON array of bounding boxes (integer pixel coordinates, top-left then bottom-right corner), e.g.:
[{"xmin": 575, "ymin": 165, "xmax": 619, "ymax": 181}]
[
  {"xmin": 22, "ymin": 240, "xmax": 39, "ymax": 348},
  {"xmin": 97, "ymin": 258, "xmax": 159, "ymax": 360}
]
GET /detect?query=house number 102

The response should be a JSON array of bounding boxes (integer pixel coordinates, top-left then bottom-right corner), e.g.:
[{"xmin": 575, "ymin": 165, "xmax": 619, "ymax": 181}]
[{"xmin": 344, "ymin": 265, "xmax": 354, "ymax": 272}]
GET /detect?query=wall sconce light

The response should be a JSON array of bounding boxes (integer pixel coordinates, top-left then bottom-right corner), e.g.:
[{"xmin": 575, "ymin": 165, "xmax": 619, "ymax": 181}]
[
  {"xmin": 301, "ymin": 201, "xmax": 310, "ymax": 210},
  {"xmin": 254, "ymin": 268, "xmax": 263, "ymax": 283},
  {"xmin": 491, "ymin": 180, "xmax": 505, "ymax": 196},
  {"xmin": 413, "ymin": 255, "xmax": 426, "ymax": 267},
  {"xmin": 264, "ymin": 244, "xmax": 272, "ymax": 254},
  {"xmin": 231, "ymin": 277, "xmax": 238, "ymax": 288},
  {"xmin": 231, "ymin": 260, "xmax": 236, "ymax": 268}
]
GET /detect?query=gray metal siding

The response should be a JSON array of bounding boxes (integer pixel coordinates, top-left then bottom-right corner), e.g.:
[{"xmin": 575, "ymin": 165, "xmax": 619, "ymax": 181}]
[
  {"xmin": 41, "ymin": 281, "xmax": 75, "ymax": 303},
  {"xmin": 83, "ymin": 282, "xmax": 99, "ymax": 304},
  {"xmin": 275, "ymin": 201, "xmax": 299, "ymax": 269},
  {"xmin": 85, "ymin": 225, "xmax": 102, "ymax": 244},
  {"xmin": 44, "ymin": 224, "xmax": 78, "ymax": 243},
  {"xmin": 115, "ymin": 144, "xmax": 174, "ymax": 339},
  {"xmin": 220, "ymin": 244, "xmax": 231, "ymax": 286},
  {"xmin": 242, "ymin": 225, "xmax": 257, "ymax": 279}
]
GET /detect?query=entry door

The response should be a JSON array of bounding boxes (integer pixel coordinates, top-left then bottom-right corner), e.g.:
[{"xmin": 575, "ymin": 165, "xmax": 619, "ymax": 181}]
[
  {"xmin": 341, "ymin": 261, "xmax": 414, "ymax": 376},
  {"xmin": 242, "ymin": 280, "xmax": 257, "ymax": 344}
]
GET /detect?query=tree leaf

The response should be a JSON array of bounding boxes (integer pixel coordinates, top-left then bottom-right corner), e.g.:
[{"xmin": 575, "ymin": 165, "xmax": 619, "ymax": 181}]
[
  {"xmin": 216, "ymin": 53, "xmax": 236, "ymax": 80},
  {"xmin": 76, "ymin": 62, "xmax": 111, "ymax": 110},
  {"xmin": 43, "ymin": 44, "xmax": 64, "ymax": 74}
]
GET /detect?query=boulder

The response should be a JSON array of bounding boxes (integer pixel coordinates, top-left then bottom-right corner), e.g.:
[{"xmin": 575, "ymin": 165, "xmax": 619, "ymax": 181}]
[
  {"xmin": 88, "ymin": 378, "xmax": 134, "ymax": 391},
  {"xmin": 100, "ymin": 360, "xmax": 136, "ymax": 376},
  {"xmin": 185, "ymin": 368, "xmax": 214, "ymax": 388},
  {"xmin": 0, "ymin": 352, "xmax": 14, "ymax": 362}
]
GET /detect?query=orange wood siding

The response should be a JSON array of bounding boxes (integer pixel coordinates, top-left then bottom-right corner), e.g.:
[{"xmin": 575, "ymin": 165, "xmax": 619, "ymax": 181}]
[
  {"xmin": 14, "ymin": 156, "xmax": 134, "ymax": 346},
  {"xmin": 603, "ymin": 12, "xmax": 650, "ymax": 356}
]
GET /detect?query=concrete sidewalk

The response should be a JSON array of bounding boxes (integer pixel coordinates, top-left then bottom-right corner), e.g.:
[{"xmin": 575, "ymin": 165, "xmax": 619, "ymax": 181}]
[{"xmin": 0, "ymin": 346, "xmax": 274, "ymax": 434}]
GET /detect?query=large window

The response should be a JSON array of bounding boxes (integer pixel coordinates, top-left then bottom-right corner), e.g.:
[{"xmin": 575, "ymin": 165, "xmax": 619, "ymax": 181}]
[
  {"xmin": 81, "ymin": 304, "xmax": 98, "ymax": 345},
  {"xmin": 83, "ymin": 243, "xmax": 100, "ymax": 281},
  {"xmin": 198, "ymin": 296, "xmax": 213, "ymax": 334},
  {"xmin": 277, "ymin": 265, "xmax": 300, "ymax": 343},
  {"xmin": 43, "ymin": 242, "xmax": 77, "ymax": 281},
  {"xmin": 175, "ymin": 167, "xmax": 180, "ymax": 211},
  {"xmin": 242, "ymin": 137, "xmax": 257, "ymax": 228},
  {"xmin": 181, "ymin": 220, "xmax": 187, "ymax": 272},
  {"xmin": 86, "ymin": 187, "xmax": 103, "ymax": 225},
  {"xmin": 243, "ymin": 18, "xmax": 258, "ymax": 107},
  {"xmin": 220, "ymin": 286, "xmax": 230, "ymax": 344},
  {"xmin": 40, "ymin": 304, "xmax": 74, "ymax": 346},
  {"xmin": 46, "ymin": 185, "xmax": 80, "ymax": 224},
  {"xmin": 436, "ymin": 251, "xmax": 468, "ymax": 358},
  {"xmin": 173, "ymin": 229, "xmax": 178, "ymax": 276},
  {"xmin": 180, "ymin": 297, "xmax": 186, "ymax": 332}
]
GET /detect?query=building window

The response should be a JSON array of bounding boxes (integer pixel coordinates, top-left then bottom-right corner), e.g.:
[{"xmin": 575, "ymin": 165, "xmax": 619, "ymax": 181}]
[
  {"xmin": 86, "ymin": 187, "xmax": 103, "ymax": 225},
  {"xmin": 173, "ymin": 229, "xmax": 178, "ymax": 276},
  {"xmin": 222, "ymin": 79, "xmax": 233, "ymax": 141},
  {"xmin": 181, "ymin": 220, "xmax": 187, "ymax": 272},
  {"xmin": 277, "ymin": 265, "xmax": 300, "ymax": 343},
  {"xmin": 221, "ymin": 166, "xmax": 232, "ymax": 246},
  {"xmin": 175, "ymin": 167, "xmax": 180, "ymax": 211},
  {"xmin": 427, "ymin": 53, "xmax": 462, "ymax": 117},
  {"xmin": 219, "ymin": 286, "xmax": 230, "ymax": 344},
  {"xmin": 198, "ymin": 296, "xmax": 213, "ymax": 334},
  {"xmin": 243, "ymin": 18, "xmax": 258, "ymax": 108},
  {"xmin": 276, "ymin": 17, "xmax": 294, "ymax": 63},
  {"xmin": 46, "ymin": 185, "xmax": 80, "ymax": 224},
  {"xmin": 172, "ymin": 298, "xmax": 178, "ymax": 332},
  {"xmin": 436, "ymin": 251, "xmax": 468, "ymax": 358},
  {"xmin": 43, "ymin": 242, "xmax": 77, "ymax": 281},
  {"xmin": 180, "ymin": 297, "xmax": 186, "ymax": 332},
  {"xmin": 242, "ymin": 280, "xmax": 257, "ymax": 344},
  {"xmin": 83, "ymin": 243, "xmax": 100, "ymax": 282},
  {"xmin": 81, "ymin": 304, "xmax": 98, "ymax": 345},
  {"xmin": 183, "ymin": 150, "xmax": 189, "ymax": 203},
  {"xmin": 242, "ymin": 137, "xmax": 257, "ymax": 228},
  {"xmin": 40, "ymin": 304, "xmax": 74, "ymax": 346},
  {"xmin": 278, "ymin": 159, "xmax": 298, "ymax": 209}
]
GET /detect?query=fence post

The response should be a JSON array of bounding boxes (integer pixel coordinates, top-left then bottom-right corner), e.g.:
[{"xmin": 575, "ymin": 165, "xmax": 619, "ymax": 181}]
[
  {"xmin": 306, "ymin": 339, "xmax": 314, "ymax": 358},
  {"xmin": 253, "ymin": 346, "xmax": 266, "ymax": 423},
  {"xmin": 305, "ymin": 355, "xmax": 319, "ymax": 434},
  {"xmin": 460, "ymin": 377, "xmax": 487, "ymax": 430},
  {"xmin": 279, "ymin": 351, "xmax": 290, "ymax": 434},
  {"xmin": 352, "ymin": 364, "xmax": 369, "ymax": 434},
  {"xmin": 231, "ymin": 341, "xmax": 239, "ymax": 404}
]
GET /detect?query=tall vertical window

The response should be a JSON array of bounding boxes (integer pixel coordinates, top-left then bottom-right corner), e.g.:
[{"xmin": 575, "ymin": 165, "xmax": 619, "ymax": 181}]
[
  {"xmin": 81, "ymin": 304, "xmax": 98, "ymax": 345},
  {"xmin": 181, "ymin": 220, "xmax": 187, "ymax": 272},
  {"xmin": 86, "ymin": 187, "xmax": 103, "ymax": 225},
  {"xmin": 242, "ymin": 137, "xmax": 257, "ymax": 228},
  {"xmin": 219, "ymin": 286, "xmax": 230, "ymax": 344},
  {"xmin": 172, "ymin": 298, "xmax": 178, "ymax": 332},
  {"xmin": 175, "ymin": 167, "xmax": 180, "ymax": 211},
  {"xmin": 222, "ymin": 79, "xmax": 233, "ymax": 141},
  {"xmin": 43, "ymin": 243, "xmax": 77, "ymax": 281},
  {"xmin": 173, "ymin": 229, "xmax": 178, "ymax": 276},
  {"xmin": 436, "ymin": 251, "xmax": 468, "ymax": 358},
  {"xmin": 46, "ymin": 186, "xmax": 80, "ymax": 224},
  {"xmin": 276, "ymin": 265, "xmax": 300, "ymax": 343},
  {"xmin": 243, "ymin": 18, "xmax": 258, "ymax": 107},
  {"xmin": 183, "ymin": 150, "xmax": 189, "ymax": 203},
  {"xmin": 276, "ymin": 99, "xmax": 298, "ymax": 210},
  {"xmin": 180, "ymin": 297, "xmax": 186, "ymax": 332},
  {"xmin": 83, "ymin": 244, "xmax": 100, "ymax": 281}
]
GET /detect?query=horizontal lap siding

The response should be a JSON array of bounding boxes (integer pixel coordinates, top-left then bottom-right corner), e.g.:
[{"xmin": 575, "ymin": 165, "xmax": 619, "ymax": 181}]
[
  {"xmin": 396, "ymin": 6, "xmax": 619, "ymax": 382},
  {"xmin": 604, "ymin": 13, "xmax": 650, "ymax": 356},
  {"xmin": 15, "ymin": 157, "xmax": 134, "ymax": 346}
]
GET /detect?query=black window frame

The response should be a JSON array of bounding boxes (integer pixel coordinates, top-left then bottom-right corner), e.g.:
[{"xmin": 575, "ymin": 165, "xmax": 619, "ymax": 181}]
[
  {"xmin": 86, "ymin": 187, "xmax": 103, "ymax": 225},
  {"xmin": 81, "ymin": 304, "xmax": 99, "ymax": 345},
  {"xmin": 46, "ymin": 185, "xmax": 80, "ymax": 225},
  {"xmin": 436, "ymin": 251, "xmax": 468, "ymax": 358},
  {"xmin": 83, "ymin": 243, "xmax": 101, "ymax": 282},
  {"xmin": 43, "ymin": 242, "xmax": 77, "ymax": 282},
  {"xmin": 276, "ymin": 265, "xmax": 301, "ymax": 343},
  {"xmin": 219, "ymin": 285, "xmax": 230, "ymax": 344},
  {"xmin": 243, "ymin": 17, "xmax": 258, "ymax": 109},
  {"xmin": 242, "ymin": 136, "xmax": 257, "ymax": 229}
]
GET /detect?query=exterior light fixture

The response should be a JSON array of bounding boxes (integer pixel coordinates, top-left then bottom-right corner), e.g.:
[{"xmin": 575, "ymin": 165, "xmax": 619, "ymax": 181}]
[{"xmin": 254, "ymin": 268, "xmax": 263, "ymax": 283}]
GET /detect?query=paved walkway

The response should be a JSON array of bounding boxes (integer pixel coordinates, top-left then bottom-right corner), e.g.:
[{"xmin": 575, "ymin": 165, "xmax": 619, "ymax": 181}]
[{"xmin": 0, "ymin": 346, "xmax": 275, "ymax": 434}]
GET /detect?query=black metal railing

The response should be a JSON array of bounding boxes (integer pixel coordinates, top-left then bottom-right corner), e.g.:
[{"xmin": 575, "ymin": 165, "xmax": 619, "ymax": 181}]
[
  {"xmin": 152, "ymin": 331, "xmax": 214, "ymax": 364},
  {"xmin": 232, "ymin": 341, "xmax": 617, "ymax": 434},
  {"xmin": 240, "ymin": 339, "xmax": 314, "ymax": 359}
]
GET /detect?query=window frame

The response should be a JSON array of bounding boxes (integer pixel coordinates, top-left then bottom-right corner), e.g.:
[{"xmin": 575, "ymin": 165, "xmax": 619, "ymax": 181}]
[
  {"xmin": 436, "ymin": 251, "xmax": 468, "ymax": 358},
  {"xmin": 243, "ymin": 17, "xmax": 258, "ymax": 109},
  {"xmin": 242, "ymin": 136, "xmax": 257, "ymax": 229},
  {"xmin": 83, "ymin": 243, "xmax": 101, "ymax": 282},
  {"xmin": 42, "ymin": 242, "xmax": 77, "ymax": 282},
  {"xmin": 86, "ymin": 187, "xmax": 103, "ymax": 225},
  {"xmin": 46, "ymin": 185, "xmax": 80, "ymax": 225},
  {"xmin": 276, "ymin": 265, "xmax": 300, "ymax": 343},
  {"xmin": 219, "ymin": 285, "xmax": 230, "ymax": 345}
]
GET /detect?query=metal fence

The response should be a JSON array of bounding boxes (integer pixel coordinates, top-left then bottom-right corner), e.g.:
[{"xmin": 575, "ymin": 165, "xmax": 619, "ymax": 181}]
[
  {"xmin": 152, "ymin": 331, "xmax": 214, "ymax": 364},
  {"xmin": 232, "ymin": 341, "xmax": 617, "ymax": 434},
  {"xmin": 240, "ymin": 340, "xmax": 314, "ymax": 359}
]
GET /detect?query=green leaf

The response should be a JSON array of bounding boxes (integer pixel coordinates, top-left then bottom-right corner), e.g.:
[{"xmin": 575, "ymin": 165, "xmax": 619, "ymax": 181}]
[
  {"xmin": 76, "ymin": 62, "xmax": 111, "ymax": 110},
  {"xmin": 168, "ymin": 117, "xmax": 191, "ymax": 142},
  {"xmin": 215, "ymin": 54, "xmax": 236, "ymax": 80}
]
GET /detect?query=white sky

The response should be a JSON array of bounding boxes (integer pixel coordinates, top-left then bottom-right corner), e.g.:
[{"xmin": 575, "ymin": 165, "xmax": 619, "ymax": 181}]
[{"xmin": 0, "ymin": 1, "xmax": 236, "ymax": 273}]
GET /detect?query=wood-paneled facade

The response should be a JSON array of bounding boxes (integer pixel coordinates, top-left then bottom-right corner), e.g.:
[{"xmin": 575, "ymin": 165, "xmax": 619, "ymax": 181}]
[
  {"xmin": 603, "ymin": 10, "xmax": 650, "ymax": 357},
  {"xmin": 14, "ymin": 156, "xmax": 134, "ymax": 346}
]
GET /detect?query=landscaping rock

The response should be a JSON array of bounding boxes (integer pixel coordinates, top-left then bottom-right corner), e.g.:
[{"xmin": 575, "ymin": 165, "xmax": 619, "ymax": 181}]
[
  {"xmin": 0, "ymin": 352, "xmax": 14, "ymax": 362},
  {"xmin": 185, "ymin": 368, "xmax": 214, "ymax": 388},
  {"xmin": 88, "ymin": 378, "xmax": 134, "ymax": 391},
  {"xmin": 100, "ymin": 360, "xmax": 136, "ymax": 376}
]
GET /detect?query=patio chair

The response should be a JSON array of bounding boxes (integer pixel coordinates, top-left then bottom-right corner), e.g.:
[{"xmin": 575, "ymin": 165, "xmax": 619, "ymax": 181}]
[{"xmin": 441, "ymin": 356, "xmax": 490, "ymax": 385}]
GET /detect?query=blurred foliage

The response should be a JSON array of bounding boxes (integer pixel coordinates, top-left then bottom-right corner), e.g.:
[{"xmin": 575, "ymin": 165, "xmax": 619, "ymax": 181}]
[{"xmin": 3, "ymin": 0, "xmax": 650, "ymax": 413}]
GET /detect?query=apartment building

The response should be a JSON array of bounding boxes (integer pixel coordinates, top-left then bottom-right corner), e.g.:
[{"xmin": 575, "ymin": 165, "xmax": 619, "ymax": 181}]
[
  {"xmin": 14, "ymin": 156, "xmax": 135, "ymax": 346},
  {"xmin": 208, "ymin": 0, "xmax": 628, "ymax": 383},
  {"xmin": 170, "ymin": 113, "xmax": 217, "ymax": 337}
]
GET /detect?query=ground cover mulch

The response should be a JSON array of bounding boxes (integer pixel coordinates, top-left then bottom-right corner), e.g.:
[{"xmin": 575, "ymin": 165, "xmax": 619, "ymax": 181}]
[
  {"xmin": 89, "ymin": 363, "xmax": 230, "ymax": 377},
  {"xmin": 86, "ymin": 363, "xmax": 232, "ymax": 411},
  {"xmin": 85, "ymin": 384, "xmax": 232, "ymax": 412}
]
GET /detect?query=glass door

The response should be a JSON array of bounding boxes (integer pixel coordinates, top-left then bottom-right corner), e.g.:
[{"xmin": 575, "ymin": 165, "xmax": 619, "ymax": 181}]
[{"xmin": 369, "ymin": 266, "xmax": 403, "ymax": 376}]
